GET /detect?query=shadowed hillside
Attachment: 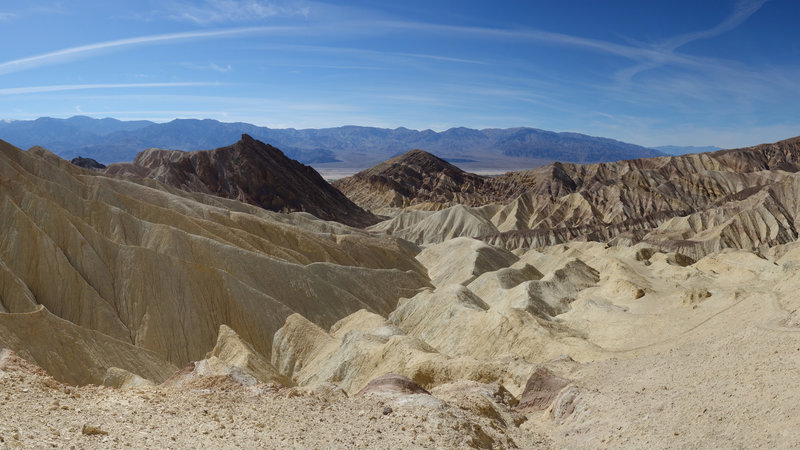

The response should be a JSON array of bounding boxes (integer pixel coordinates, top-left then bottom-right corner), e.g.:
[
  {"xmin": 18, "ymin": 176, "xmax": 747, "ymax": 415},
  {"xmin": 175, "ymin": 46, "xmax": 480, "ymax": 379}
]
[{"xmin": 105, "ymin": 135, "xmax": 379, "ymax": 228}]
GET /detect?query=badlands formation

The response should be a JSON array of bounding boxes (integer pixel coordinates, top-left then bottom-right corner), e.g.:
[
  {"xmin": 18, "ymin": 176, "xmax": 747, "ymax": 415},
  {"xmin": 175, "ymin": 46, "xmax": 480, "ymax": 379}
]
[{"xmin": 1, "ymin": 136, "xmax": 799, "ymax": 448}]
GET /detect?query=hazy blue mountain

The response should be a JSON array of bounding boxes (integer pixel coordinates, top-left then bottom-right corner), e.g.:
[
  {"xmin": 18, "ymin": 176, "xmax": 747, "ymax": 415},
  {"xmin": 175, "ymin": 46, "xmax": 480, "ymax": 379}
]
[
  {"xmin": 0, "ymin": 116, "xmax": 665, "ymax": 166},
  {"xmin": 653, "ymin": 145, "xmax": 722, "ymax": 155}
]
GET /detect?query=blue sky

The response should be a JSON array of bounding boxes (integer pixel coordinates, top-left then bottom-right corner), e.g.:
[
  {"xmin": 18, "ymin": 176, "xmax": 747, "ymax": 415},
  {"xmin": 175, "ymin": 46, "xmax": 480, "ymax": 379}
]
[{"xmin": 0, "ymin": 0, "xmax": 797, "ymax": 147}]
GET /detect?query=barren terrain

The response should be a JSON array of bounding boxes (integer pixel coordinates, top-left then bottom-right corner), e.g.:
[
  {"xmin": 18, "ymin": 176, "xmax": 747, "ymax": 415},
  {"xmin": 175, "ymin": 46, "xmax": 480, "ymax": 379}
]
[{"xmin": 2, "ymin": 137, "xmax": 800, "ymax": 448}]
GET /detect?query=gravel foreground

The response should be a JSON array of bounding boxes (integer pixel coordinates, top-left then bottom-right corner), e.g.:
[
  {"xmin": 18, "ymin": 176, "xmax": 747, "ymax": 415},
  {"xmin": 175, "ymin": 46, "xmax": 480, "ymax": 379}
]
[{"xmin": 0, "ymin": 351, "xmax": 552, "ymax": 449}]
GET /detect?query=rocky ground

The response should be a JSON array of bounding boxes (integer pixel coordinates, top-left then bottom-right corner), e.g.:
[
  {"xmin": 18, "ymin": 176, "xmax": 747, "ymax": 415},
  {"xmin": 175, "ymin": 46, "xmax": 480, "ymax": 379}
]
[{"xmin": 0, "ymin": 351, "xmax": 552, "ymax": 449}]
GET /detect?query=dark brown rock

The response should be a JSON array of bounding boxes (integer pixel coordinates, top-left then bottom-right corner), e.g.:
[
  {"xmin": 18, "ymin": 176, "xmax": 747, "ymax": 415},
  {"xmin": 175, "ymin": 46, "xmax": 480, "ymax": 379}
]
[
  {"xmin": 81, "ymin": 424, "xmax": 108, "ymax": 436},
  {"xmin": 104, "ymin": 135, "xmax": 379, "ymax": 227},
  {"xmin": 355, "ymin": 373, "xmax": 430, "ymax": 396},
  {"xmin": 70, "ymin": 156, "xmax": 106, "ymax": 170}
]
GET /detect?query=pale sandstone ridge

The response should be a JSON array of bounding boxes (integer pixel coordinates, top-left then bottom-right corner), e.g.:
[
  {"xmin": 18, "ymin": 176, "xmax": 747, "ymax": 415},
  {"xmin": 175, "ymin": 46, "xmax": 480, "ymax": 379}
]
[
  {"xmin": 0, "ymin": 138, "xmax": 429, "ymax": 385},
  {"xmin": 162, "ymin": 324, "xmax": 291, "ymax": 388},
  {"xmin": 269, "ymin": 239, "xmax": 606, "ymax": 397},
  {"xmin": 485, "ymin": 136, "xmax": 800, "ymax": 256},
  {"xmin": 105, "ymin": 134, "xmax": 379, "ymax": 227}
]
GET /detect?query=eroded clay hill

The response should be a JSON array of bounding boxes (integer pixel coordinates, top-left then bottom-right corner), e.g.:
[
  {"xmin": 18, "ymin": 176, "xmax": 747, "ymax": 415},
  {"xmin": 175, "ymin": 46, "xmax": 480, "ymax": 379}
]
[
  {"xmin": 0, "ymin": 139, "xmax": 428, "ymax": 386},
  {"xmin": 105, "ymin": 134, "xmax": 379, "ymax": 227},
  {"xmin": 365, "ymin": 137, "xmax": 800, "ymax": 258},
  {"xmin": 332, "ymin": 149, "xmax": 525, "ymax": 212}
]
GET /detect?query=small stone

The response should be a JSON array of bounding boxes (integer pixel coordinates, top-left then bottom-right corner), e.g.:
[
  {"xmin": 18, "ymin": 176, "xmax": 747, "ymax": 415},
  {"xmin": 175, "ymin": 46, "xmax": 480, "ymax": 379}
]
[
  {"xmin": 82, "ymin": 424, "xmax": 108, "ymax": 436},
  {"xmin": 382, "ymin": 406, "xmax": 393, "ymax": 415}
]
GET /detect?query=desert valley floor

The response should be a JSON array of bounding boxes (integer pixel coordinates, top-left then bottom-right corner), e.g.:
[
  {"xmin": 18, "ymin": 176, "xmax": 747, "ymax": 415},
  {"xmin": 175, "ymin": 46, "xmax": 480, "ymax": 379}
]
[{"xmin": 1, "ymin": 136, "xmax": 800, "ymax": 448}]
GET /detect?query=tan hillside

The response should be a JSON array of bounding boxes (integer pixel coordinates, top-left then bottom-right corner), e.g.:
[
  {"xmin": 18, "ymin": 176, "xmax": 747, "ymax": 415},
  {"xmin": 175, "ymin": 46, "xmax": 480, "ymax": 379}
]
[{"xmin": 0, "ymin": 139, "xmax": 429, "ymax": 385}]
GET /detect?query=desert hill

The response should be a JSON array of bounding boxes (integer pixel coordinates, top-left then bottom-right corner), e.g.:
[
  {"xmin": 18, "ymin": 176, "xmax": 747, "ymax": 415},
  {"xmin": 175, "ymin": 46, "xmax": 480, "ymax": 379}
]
[
  {"xmin": 105, "ymin": 135, "xmax": 379, "ymax": 228},
  {"xmin": 0, "ymin": 138, "xmax": 426, "ymax": 385},
  {"xmin": 332, "ymin": 149, "xmax": 525, "ymax": 212}
]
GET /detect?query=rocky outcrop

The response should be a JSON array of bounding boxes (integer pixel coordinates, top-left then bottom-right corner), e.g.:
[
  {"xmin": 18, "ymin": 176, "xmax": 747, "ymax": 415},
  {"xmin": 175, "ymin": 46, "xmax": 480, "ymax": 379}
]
[
  {"xmin": 105, "ymin": 135, "xmax": 379, "ymax": 227},
  {"xmin": 355, "ymin": 373, "xmax": 430, "ymax": 396},
  {"xmin": 516, "ymin": 367, "xmax": 571, "ymax": 412},
  {"xmin": 70, "ymin": 156, "xmax": 106, "ymax": 170}
]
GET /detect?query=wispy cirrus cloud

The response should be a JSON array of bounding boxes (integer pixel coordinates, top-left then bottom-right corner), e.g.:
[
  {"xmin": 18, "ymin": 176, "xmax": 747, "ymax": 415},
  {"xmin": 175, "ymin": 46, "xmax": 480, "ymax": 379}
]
[
  {"xmin": 157, "ymin": 0, "xmax": 310, "ymax": 24},
  {"xmin": 375, "ymin": 0, "xmax": 768, "ymax": 78},
  {"xmin": 0, "ymin": 82, "xmax": 221, "ymax": 96},
  {"xmin": 180, "ymin": 62, "xmax": 234, "ymax": 72},
  {"xmin": 210, "ymin": 63, "xmax": 233, "ymax": 72},
  {"xmin": 0, "ymin": 26, "xmax": 295, "ymax": 75},
  {"xmin": 258, "ymin": 43, "xmax": 486, "ymax": 65},
  {"xmin": 0, "ymin": 12, "xmax": 16, "ymax": 21},
  {"xmin": 663, "ymin": 0, "xmax": 769, "ymax": 50}
]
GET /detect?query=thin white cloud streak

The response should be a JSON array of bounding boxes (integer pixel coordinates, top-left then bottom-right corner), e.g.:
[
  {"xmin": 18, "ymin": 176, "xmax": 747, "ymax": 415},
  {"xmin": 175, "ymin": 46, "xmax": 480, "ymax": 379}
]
[
  {"xmin": 163, "ymin": 0, "xmax": 311, "ymax": 24},
  {"xmin": 257, "ymin": 43, "xmax": 486, "ymax": 65},
  {"xmin": 617, "ymin": 0, "xmax": 769, "ymax": 81},
  {"xmin": 664, "ymin": 0, "xmax": 769, "ymax": 50},
  {"xmin": 376, "ymin": 0, "xmax": 767, "ymax": 77},
  {"xmin": 0, "ymin": 82, "xmax": 221, "ymax": 96},
  {"xmin": 0, "ymin": 12, "xmax": 15, "ymax": 21},
  {"xmin": 377, "ymin": 21, "xmax": 674, "ymax": 63},
  {"xmin": 393, "ymin": 52, "xmax": 485, "ymax": 65},
  {"xmin": 0, "ymin": 26, "xmax": 296, "ymax": 75},
  {"xmin": 180, "ymin": 62, "xmax": 234, "ymax": 72}
]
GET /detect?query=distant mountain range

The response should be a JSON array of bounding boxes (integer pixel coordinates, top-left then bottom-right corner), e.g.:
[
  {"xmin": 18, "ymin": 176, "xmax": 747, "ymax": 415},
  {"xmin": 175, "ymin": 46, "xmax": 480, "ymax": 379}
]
[
  {"xmin": 653, "ymin": 145, "xmax": 722, "ymax": 155},
  {"xmin": 0, "ymin": 116, "xmax": 665, "ymax": 167}
]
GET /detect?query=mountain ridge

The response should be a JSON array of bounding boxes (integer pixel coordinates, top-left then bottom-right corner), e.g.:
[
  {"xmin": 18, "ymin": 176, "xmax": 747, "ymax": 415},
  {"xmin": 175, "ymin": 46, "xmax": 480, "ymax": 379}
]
[
  {"xmin": 348, "ymin": 135, "xmax": 800, "ymax": 258},
  {"xmin": 104, "ymin": 135, "xmax": 379, "ymax": 228},
  {"xmin": 0, "ymin": 115, "xmax": 665, "ymax": 167}
]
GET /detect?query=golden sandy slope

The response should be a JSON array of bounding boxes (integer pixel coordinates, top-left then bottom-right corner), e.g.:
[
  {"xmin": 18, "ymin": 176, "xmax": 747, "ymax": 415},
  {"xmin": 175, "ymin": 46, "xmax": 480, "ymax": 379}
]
[{"xmin": 0, "ymin": 140, "xmax": 429, "ymax": 385}]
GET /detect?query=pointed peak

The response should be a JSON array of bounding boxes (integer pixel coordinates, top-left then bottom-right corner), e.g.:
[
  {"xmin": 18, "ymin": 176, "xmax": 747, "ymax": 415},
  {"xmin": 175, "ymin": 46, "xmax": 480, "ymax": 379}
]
[{"xmin": 389, "ymin": 149, "xmax": 454, "ymax": 168}]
